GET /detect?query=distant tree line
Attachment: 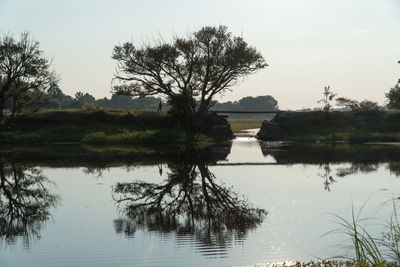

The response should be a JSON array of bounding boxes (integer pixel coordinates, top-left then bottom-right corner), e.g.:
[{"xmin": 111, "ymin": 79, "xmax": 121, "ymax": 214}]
[
  {"xmin": 4, "ymin": 85, "xmax": 279, "ymax": 116},
  {"xmin": 3, "ymin": 88, "xmax": 163, "ymax": 111},
  {"xmin": 211, "ymin": 95, "xmax": 278, "ymax": 118}
]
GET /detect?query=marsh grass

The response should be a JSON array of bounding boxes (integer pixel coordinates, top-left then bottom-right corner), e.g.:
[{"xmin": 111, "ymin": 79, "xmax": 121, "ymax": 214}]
[
  {"xmin": 328, "ymin": 198, "xmax": 400, "ymax": 266},
  {"xmin": 333, "ymin": 207, "xmax": 384, "ymax": 266},
  {"xmin": 381, "ymin": 199, "xmax": 400, "ymax": 264}
]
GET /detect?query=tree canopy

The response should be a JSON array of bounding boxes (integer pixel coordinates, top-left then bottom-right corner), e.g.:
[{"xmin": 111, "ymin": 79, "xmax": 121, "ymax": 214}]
[
  {"xmin": 386, "ymin": 80, "xmax": 400, "ymax": 110},
  {"xmin": 211, "ymin": 95, "xmax": 278, "ymax": 118},
  {"xmin": 0, "ymin": 32, "xmax": 58, "ymax": 122},
  {"xmin": 112, "ymin": 25, "xmax": 267, "ymax": 125},
  {"xmin": 336, "ymin": 97, "xmax": 380, "ymax": 112}
]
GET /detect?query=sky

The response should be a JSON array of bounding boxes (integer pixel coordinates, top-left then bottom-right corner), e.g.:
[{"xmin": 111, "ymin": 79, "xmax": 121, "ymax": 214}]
[{"xmin": 0, "ymin": 0, "xmax": 399, "ymax": 110}]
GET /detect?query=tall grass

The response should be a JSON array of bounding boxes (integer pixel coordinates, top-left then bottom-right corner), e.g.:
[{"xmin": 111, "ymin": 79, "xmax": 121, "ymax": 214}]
[
  {"xmin": 382, "ymin": 199, "xmax": 400, "ymax": 264},
  {"xmin": 333, "ymin": 206, "xmax": 384, "ymax": 266},
  {"xmin": 330, "ymin": 199, "xmax": 400, "ymax": 266}
]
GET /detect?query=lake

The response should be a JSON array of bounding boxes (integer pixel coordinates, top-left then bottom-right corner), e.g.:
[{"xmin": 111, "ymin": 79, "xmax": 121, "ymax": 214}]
[{"xmin": 1, "ymin": 138, "xmax": 400, "ymax": 266}]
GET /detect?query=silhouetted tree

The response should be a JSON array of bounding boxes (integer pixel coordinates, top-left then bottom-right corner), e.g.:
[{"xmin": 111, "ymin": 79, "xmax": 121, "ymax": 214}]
[
  {"xmin": 211, "ymin": 95, "xmax": 278, "ymax": 118},
  {"xmin": 0, "ymin": 32, "xmax": 58, "ymax": 123},
  {"xmin": 336, "ymin": 97, "xmax": 380, "ymax": 112},
  {"xmin": 47, "ymin": 82, "xmax": 62, "ymax": 96},
  {"xmin": 318, "ymin": 85, "xmax": 336, "ymax": 113},
  {"xmin": 112, "ymin": 25, "xmax": 267, "ymax": 126},
  {"xmin": 386, "ymin": 80, "xmax": 400, "ymax": 110}
]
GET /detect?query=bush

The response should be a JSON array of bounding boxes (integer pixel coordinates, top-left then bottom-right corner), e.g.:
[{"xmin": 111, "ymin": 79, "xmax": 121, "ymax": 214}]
[{"xmin": 386, "ymin": 81, "xmax": 400, "ymax": 110}]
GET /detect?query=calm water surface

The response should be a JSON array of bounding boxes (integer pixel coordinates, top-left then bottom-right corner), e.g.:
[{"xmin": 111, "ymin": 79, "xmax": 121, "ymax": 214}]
[{"xmin": 1, "ymin": 138, "xmax": 400, "ymax": 266}]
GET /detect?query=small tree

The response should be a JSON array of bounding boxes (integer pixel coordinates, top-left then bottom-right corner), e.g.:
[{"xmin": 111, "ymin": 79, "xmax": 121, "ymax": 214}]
[
  {"xmin": 0, "ymin": 32, "xmax": 58, "ymax": 123},
  {"xmin": 386, "ymin": 79, "xmax": 400, "ymax": 110},
  {"xmin": 386, "ymin": 61, "xmax": 400, "ymax": 110},
  {"xmin": 318, "ymin": 85, "xmax": 336, "ymax": 113},
  {"xmin": 112, "ymin": 25, "xmax": 267, "ymax": 127}
]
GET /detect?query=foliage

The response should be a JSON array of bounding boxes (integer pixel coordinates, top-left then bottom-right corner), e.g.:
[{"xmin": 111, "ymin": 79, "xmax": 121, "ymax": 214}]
[
  {"xmin": 330, "ymin": 206, "xmax": 385, "ymax": 266},
  {"xmin": 271, "ymin": 111, "xmax": 400, "ymax": 142},
  {"xmin": 211, "ymin": 95, "xmax": 278, "ymax": 118},
  {"xmin": 317, "ymin": 85, "xmax": 336, "ymax": 113},
  {"xmin": 336, "ymin": 97, "xmax": 380, "ymax": 112},
  {"xmin": 329, "ymin": 198, "xmax": 400, "ymax": 266},
  {"xmin": 386, "ymin": 80, "xmax": 400, "ymax": 110},
  {"xmin": 0, "ymin": 32, "xmax": 58, "ymax": 122},
  {"xmin": 80, "ymin": 130, "xmax": 219, "ymax": 148},
  {"xmin": 0, "ymin": 109, "xmax": 228, "ymax": 146},
  {"xmin": 97, "ymin": 95, "xmax": 162, "ymax": 110},
  {"xmin": 112, "ymin": 25, "xmax": 267, "ymax": 125},
  {"xmin": 36, "ymin": 92, "xmax": 164, "ymax": 111}
]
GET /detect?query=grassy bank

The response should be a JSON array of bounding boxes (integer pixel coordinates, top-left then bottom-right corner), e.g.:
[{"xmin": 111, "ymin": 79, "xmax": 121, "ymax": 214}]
[
  {"xmin": 80, "ymin": 129, "xmax": 217, "ymax": 150},
  {"xmin": 0, "ymin": 109, "xmax": 227, "ymax": 148},
  {"xmin": 272, "ymin": 111, "xmax": 400, "ymax": 143},
  {"xmin": 228, "ymin": 118, "xmax": 263, "ymax": 133}
]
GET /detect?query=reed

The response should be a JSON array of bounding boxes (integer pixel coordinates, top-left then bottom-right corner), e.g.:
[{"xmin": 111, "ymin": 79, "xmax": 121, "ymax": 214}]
[{"xmin": 329, "ymin": 199, "xmax": 400, "ymax": 266}]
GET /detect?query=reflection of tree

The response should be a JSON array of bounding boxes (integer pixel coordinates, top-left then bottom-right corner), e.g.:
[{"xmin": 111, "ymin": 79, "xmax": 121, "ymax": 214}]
[
  {"xmin": 113, "ymin": 161, "xmax": 265, "ymax": 253},
  {"xmin": 318, "ymin": 163, "xmax": 336, "ymax": 192},
  {"xmin": 336, "ymin": 163, "xmax": 379, "ymax": 177},
  {"xmin": 318, "ymin": 163, "xmax": 382, "ymax": 191},
  {"xmin": 0, "ymin": 160, "xmax": 58, "ymax": 248},
  {"xmin": 387, "ymin": 162, "xmax": 400, "ymax": 177}
]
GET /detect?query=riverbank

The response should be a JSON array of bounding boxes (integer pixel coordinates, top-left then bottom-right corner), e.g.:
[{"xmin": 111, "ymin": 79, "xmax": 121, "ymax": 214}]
[
  {"xmin": 0, "ymin": 109, "xmax": 230, "ymax": 149},
  {"xmin": 257, "ymin": 110, "xmax": 400, "ymax": 143},
  {"xmin": 228, "ymin": 118, "xmax": 264, "ymax": 133}
]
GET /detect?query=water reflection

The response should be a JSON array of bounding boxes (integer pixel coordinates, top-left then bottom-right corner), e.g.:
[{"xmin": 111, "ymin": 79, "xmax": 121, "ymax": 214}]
[
  {"xmin": 260, "ymin": 142, "xmax": 400, "ymax": 166},
  {"xmin": 1, "ymin": 141, "xmax": 400, "ymax": 265},
  {"xmin": 260, "ymin": 142, "xmax": 400, "ymax": 190},
  {"xmin": 113, "ymin": 158, "xmax": 266, "ymax": 257},
  {"xmin": 0, "ymin": 159, "xmax": 58, "ymax": 248}
]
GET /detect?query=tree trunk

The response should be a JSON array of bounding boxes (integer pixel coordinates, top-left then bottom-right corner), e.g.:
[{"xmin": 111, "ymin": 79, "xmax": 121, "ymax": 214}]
[
  {"xmin": 168, "ymin": 94, "xmax": 194, "ymax": 128},
  {"xmin": 11, "ymin": 96, "xmax": 17, "ymax": 119},
  {"xmin": 196, "ymin": 99, "xmax": 211, "ymax": 121},
  {"xmin": 0, "ymin": 96, "xmax": 4, "ymax": 123}
]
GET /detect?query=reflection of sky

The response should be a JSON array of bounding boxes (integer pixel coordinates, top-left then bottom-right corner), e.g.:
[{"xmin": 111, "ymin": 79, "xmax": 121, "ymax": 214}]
[{"xmin": 223, "ymin": 137, "xmax": 276, "ymax": 163}]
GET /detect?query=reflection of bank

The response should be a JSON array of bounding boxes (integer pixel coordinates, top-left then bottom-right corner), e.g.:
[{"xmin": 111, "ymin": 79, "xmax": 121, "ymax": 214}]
[
  {"xmin": 0, "ymin": 160, "xmax": 58, "ymax": 248},
  {"xmin": 0, "ymin": 142, "xmax": 233, "ymax": 169},
  {"xmin": 259, "ymin": 142, "xmax": 400, "ymax": 165},
  {"xmin": 113, "ymin": 158, "xmax": 266, "ymax": 258},
  {"xmin": 260, "ymin": 142, "xmax": 400, "ymax": 191}
]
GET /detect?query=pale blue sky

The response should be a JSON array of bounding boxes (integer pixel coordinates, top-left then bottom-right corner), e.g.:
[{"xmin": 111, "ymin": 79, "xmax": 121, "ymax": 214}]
[{"xmin": 1, "ymin": 0, "xmax": 399, "ymax": 109}]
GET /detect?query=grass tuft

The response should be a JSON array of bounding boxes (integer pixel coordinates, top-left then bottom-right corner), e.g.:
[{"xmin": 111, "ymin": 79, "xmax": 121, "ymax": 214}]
[{"xmin": 328, "ymin": 199, "xmax": 400, "ymax": 266}]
